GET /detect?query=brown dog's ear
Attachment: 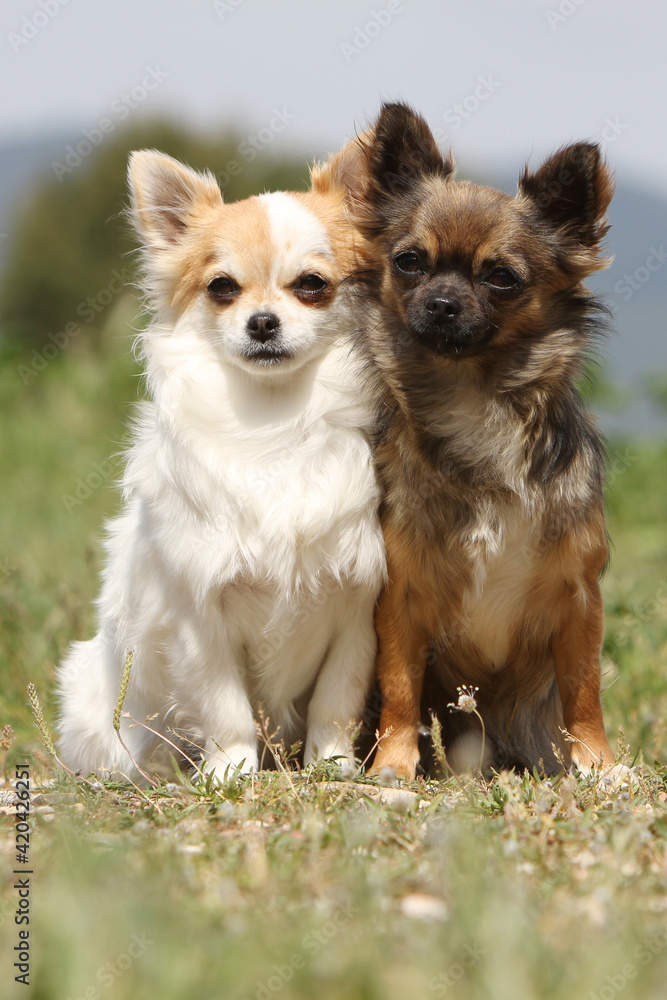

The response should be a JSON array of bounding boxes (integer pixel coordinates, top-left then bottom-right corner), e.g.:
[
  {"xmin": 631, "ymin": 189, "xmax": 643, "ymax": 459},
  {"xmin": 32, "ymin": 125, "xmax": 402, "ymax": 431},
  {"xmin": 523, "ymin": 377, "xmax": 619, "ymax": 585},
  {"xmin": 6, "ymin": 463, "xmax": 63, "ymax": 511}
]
[
  {"xmin": 518, "ymin": 142, "xmax": 614, "ymax": 248},
  {"xmin": 367, "ymin": 102, "xmax": 454, "ymax": 200}
]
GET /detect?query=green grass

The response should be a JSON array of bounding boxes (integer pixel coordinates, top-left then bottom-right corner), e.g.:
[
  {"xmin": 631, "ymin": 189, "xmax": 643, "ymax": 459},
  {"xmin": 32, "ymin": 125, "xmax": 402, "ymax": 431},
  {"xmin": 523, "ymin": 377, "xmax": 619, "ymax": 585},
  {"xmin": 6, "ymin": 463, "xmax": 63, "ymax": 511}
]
[{"xmin": 1, "ymin": 315, "xmax": 667, "ymax": 999}]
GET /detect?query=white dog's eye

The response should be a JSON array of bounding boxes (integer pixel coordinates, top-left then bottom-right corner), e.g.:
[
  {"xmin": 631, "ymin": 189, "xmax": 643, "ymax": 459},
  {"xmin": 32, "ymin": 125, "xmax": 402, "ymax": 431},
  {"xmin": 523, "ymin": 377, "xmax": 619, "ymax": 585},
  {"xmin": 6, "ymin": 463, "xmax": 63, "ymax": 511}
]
[
  {"xmin": 293, "ymin": 273, "xmax": 330, "ymax": 302},
  {"xmin": 207, "ymin": 275, "xmax": 240, "ymax": 301}
]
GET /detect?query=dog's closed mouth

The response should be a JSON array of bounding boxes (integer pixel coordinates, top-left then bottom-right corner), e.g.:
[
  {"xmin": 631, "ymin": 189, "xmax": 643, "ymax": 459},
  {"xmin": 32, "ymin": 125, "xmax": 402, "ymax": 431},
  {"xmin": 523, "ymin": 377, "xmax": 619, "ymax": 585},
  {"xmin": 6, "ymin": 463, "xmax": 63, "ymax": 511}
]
[
  {"xmin": 244, "ymin": 345, "xmax": 292, "ymax": 365},
  {"xmin": 413, "ymin": 323, "xmax": 492, "ymax": 357}
]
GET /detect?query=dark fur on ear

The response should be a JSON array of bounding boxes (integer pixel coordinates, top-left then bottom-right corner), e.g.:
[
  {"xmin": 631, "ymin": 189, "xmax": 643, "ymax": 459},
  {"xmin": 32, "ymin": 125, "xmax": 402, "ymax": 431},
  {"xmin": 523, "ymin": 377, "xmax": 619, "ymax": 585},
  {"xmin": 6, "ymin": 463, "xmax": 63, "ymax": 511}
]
[
  {"xmin": 357, "ymin": 102, "xmax": 455, "ymax": 240},
  {"xmin": 369, "ymin": 102, "xmax": 454, "ymax": 195},
  {"xmin": 518, "ymin": 142, "xmax": 614, "ymax": 248}
]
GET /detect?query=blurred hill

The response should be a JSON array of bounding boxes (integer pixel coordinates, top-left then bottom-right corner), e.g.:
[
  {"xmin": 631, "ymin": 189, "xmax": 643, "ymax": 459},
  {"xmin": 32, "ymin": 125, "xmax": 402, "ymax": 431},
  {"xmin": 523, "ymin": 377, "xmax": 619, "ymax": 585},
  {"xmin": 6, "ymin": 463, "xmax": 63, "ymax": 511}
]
[
  {"xmin": 0, "ymin": 126, "xmax": 665, "ymax": 434},
  {"xmin": 492, "ymin": 168, "xmax": 667, "ymax": 437},
  {"xmin": 0, "ymin": 127, "xmax": 310, "ymax": 273},
  {"xmin": 0, "ymin": 123, "xmax": 309, "ymax": 354}
]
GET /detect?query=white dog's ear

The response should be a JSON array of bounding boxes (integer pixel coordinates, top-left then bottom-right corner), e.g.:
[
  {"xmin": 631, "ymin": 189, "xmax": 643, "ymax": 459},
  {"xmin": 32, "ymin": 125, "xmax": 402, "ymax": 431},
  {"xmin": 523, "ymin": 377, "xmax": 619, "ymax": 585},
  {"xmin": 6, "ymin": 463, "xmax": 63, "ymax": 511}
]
[
  {"xmin": 128, "ymin": 150, "xmax": 222, "ymax": 248},
  {"xmin": 310, "ymin": 130, "xmax": 373, "ymax": 206}
]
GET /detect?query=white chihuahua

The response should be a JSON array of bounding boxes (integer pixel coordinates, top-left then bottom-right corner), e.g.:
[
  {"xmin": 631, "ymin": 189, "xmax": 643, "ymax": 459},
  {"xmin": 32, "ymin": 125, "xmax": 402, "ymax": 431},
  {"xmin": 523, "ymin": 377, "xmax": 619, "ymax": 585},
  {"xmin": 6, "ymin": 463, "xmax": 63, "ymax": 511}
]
[{"xmin": 57, "ymin": 142, "xmax": 385, "ymax": 781}]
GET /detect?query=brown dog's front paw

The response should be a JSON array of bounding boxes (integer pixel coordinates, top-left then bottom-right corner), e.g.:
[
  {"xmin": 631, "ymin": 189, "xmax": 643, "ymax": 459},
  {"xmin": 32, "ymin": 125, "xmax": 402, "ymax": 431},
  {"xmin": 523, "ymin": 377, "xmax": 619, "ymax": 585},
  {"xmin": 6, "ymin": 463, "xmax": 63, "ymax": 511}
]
[
  {"xmin": 368, "ymin": 745, "xmax": 420, "ymax": 783},
  {"xmin": 568, "ymin": 730, "xmax": 614, "ymax": 774}
]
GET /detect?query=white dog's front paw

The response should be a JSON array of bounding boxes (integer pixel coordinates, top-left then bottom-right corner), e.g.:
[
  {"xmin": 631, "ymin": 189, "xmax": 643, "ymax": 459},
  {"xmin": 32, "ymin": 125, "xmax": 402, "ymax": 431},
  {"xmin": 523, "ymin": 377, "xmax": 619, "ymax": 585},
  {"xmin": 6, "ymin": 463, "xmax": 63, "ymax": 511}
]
[
  {"xmin": 198, "ymin": 741, "xmax": 258, "ymax": 784},
  {"xmin": 305, "ymin": 728, "xmax": 356, "ymax": 776}
]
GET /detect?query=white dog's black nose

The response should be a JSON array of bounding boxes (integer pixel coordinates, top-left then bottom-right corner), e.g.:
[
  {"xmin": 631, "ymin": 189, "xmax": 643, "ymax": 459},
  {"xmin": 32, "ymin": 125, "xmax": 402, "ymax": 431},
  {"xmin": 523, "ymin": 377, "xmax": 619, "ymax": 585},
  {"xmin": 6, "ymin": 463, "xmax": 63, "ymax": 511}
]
[{"xmin": 247, "ymin": 312, "xmax": 281, "ymax": 342}]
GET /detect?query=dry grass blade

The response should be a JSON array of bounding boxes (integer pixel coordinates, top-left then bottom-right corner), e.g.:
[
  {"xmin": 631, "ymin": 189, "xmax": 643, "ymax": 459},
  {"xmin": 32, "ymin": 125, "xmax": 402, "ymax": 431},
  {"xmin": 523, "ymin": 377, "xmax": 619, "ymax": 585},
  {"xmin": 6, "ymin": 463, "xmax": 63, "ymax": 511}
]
[{"xmin": 112, "ymin": 650, "xmax": 159, "ymax": 788}]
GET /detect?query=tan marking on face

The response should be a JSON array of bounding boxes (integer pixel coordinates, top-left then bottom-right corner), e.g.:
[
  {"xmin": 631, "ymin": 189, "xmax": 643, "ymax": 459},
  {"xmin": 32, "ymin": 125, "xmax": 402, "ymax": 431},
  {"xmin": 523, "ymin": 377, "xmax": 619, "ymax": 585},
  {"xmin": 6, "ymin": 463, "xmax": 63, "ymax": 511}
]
[
  {"xmin": 400, "ymin": 181, "xmax": 533, "ymax": 276},
  {"xmin": 295, "ymin": 187, "xmax": 368, "ymax": 278},
  {"xmin": 169, "ymin": 197, "xmax": 275, "ymax": 313},
  {"xmin": 164, "ymin": 187, "xmax": 364, "ymax": 319}
]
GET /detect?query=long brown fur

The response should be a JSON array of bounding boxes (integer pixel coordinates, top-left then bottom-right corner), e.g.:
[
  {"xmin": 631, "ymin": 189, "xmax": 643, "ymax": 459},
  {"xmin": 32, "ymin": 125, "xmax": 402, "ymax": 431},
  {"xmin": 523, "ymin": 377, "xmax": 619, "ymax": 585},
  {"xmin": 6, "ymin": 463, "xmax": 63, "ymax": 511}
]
[{"xmin": 352, "ymin": 103, "xmax": 615, "ymax": 779}]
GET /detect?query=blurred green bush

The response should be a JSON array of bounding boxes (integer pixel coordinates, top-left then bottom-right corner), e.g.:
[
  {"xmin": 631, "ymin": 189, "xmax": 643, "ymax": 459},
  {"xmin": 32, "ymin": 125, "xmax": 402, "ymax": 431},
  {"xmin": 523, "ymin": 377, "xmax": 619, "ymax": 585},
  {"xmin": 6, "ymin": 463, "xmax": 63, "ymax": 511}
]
[{"xmin": 0, "ymin": 120, "xmax": 309, "ymax": 350}]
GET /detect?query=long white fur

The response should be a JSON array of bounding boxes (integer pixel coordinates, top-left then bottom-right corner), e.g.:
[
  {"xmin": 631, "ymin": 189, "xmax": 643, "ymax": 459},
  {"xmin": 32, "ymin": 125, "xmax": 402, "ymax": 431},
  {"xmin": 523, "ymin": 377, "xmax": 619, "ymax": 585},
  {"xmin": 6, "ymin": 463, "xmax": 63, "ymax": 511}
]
[{"xmin": 57, "ymin": 154, "xmax": 385, "ymax": 782}]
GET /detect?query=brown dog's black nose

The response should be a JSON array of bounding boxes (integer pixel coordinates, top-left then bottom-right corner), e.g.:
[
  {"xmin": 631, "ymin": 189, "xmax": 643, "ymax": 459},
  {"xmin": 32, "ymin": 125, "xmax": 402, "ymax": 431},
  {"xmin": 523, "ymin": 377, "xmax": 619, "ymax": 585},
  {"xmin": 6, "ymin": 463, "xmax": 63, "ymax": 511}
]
[
  {"xmin": 247, "ymin": 312, "xmax": 281, "ymax": 342},
  {"xmin": 425, "ymin": 295, "xmax": 461, "ymax": 318}
]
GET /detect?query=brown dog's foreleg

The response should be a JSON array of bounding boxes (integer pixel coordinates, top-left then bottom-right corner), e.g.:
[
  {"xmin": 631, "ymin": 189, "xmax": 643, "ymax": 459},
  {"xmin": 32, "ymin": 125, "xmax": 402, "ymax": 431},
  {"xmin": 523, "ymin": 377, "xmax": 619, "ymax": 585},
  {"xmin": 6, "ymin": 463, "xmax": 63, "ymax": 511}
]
[
  {"xmin": 552, "ymin": 574, "xmax": 613, "ymax": 772},
  {"xmin": 369, "ymin": 578, "xmax": 429, "ymax": 781}
]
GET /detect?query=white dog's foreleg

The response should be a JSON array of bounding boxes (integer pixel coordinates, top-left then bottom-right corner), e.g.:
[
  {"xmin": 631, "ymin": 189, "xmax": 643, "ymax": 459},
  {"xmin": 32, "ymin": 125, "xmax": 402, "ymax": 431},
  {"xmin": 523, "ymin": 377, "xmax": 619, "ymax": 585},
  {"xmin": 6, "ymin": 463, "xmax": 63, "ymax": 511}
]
[
  {"xmin": 304, "ymin": 589, "xmax": 377, "ymax": 773},
  {"xmin": 196, "ymin": 678, "xmax": 259, "ymax": 780},
  {"xmin": 170, "ymin": 624, "xmax": 258, "ymax": 781}
]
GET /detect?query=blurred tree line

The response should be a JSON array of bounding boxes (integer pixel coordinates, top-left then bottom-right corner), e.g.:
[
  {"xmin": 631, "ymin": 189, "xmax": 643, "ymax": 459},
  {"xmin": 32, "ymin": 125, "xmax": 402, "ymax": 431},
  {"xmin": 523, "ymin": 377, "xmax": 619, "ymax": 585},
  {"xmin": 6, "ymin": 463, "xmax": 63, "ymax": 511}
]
[{"xmin": 0, "ymin": 121, "xmax": 309, "ymax": 352}]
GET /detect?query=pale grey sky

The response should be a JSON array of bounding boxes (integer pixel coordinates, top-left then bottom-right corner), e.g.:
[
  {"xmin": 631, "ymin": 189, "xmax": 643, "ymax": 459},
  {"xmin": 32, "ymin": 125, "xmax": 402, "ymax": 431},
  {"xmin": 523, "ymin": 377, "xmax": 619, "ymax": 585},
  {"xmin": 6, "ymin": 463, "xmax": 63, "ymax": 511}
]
[{"xmin": 1, "ymin": 0, "xmax": 667, "ymax": 197}]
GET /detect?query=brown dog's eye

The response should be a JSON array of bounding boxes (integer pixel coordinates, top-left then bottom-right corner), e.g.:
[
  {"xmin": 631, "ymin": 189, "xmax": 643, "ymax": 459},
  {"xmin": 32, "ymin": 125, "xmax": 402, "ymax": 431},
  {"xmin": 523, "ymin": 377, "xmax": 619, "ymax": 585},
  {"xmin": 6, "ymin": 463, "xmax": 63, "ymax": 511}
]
[
  {"xmin": 394, "ymin": 251, "xmax": 424, "ymax": 275},
  {"xmin": 207, "ymin": 276, "xmax": 240, "ymax": 300},
  {"xmin": 483, "ymin": 267, "xmax": 520, "ymax": 290}
]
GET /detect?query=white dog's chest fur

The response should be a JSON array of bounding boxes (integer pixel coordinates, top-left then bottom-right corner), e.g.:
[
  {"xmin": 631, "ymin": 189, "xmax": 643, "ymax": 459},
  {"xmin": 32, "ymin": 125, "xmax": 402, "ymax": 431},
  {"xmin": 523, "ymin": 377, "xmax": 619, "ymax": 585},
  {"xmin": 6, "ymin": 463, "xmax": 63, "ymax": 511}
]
[
  {"xmin": 59, "ymin": 335, "xmax": 385, "ymax": 780},
  {"xmin": 123, "ymin": 378, "xmax": 383, "ymax": 707},
  {"xmin": 103, "ymin": 337, "xmax": 385, "ymax": 722},
  {"xmin": 124, "ymin": 337, "xmax": 384, "ymax": 602}
]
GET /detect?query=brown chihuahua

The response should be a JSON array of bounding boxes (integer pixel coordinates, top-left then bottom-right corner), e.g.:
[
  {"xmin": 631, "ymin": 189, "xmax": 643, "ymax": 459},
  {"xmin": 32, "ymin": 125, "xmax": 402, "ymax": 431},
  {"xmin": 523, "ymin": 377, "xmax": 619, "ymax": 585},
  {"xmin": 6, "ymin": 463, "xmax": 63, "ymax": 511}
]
[{"xmin": 354, "ymin": 102, "xmax": 616, "ymax": 780}]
